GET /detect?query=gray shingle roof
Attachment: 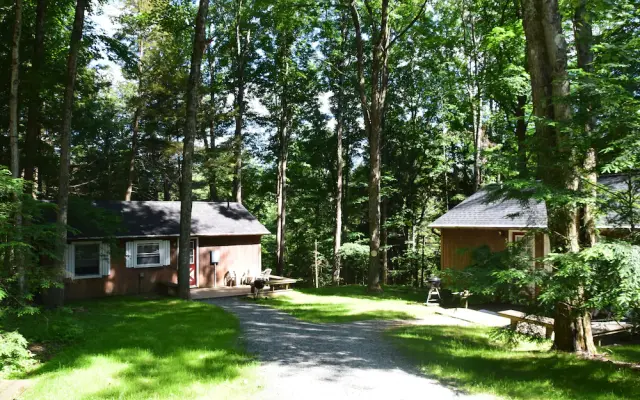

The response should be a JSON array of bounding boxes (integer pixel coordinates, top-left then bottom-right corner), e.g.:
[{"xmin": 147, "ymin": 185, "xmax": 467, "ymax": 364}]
[
  {"xmin": 69, "ymin": 201, "xmax": 270, "ymax": 239},
  {"xmin": 430, "ymin": 174, "xmax": 635, "ymax": 229}
]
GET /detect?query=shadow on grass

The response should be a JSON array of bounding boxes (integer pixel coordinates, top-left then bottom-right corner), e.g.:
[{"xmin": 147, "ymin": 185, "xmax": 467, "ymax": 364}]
[
  {"xmin": 388, "ymin": 325, "xmax": 640, "ymax": 400},
  {"xmin": 601, "ymin": 343, "xmax": 640, "ymax": 365},
  {"xmin": 258, "ymin": 296, "xmax": 415, "ymax": 323},
  {"xmin": 2, "ymin": 296, "xmax": 255, "ymax": 400}
]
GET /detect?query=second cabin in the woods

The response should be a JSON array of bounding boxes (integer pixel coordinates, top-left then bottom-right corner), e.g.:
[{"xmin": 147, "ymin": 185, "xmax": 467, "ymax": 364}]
[
  {"xmin": 60, "ymin": 201, "xmax": 270, "ymax": 300},
  {"xmin": 430, "ymin": 175, "xmax": 634, "ymax": 271}
]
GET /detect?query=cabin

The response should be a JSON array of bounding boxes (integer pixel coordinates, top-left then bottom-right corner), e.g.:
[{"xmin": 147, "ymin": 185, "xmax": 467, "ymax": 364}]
[
  {"xmin": 60, "ymin": 201, "xmax": 269, "ymax": 300},
  {"xmin": 429, "ymin": 175, "xmax": 633, "ymax": 270}
]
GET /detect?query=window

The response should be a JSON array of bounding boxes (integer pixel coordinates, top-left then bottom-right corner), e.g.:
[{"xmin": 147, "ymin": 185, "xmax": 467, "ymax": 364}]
[
  {"xmin": 136, "ymin": 242, "xmax": 161, "ymax": 267},
  {"xmin": 189, "ymin": 240, "xmax": 195, "ymax": 264},
  {"xmin": 74, "ymin": 242, "xmax": 101, "ymax": 277}
]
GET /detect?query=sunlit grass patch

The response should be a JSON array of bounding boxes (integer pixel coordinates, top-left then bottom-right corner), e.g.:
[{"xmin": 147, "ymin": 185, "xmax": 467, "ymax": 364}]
[
  {"xmin": 2, "ymin": 296, "xmax": 258, "ymax": 400},
  {"xmin": 256, "ymin": 285, "xmax": 436, "ymax": 323},
  {"xmin": 388, "ymin": 325, "xmax": 640, "ymax": 400}
]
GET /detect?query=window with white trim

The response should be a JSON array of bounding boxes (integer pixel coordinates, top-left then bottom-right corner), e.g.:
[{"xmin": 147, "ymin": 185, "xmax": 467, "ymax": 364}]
[
  {"xmin": 126, "ymin": 240, "xmax": 171, "ymax": 268},
  {"xmin": 136, "ymin": 242, "xmax": 161, "ymax": 267},
  {"xmin": 75, "ymin": 242, "xmax": 100, "ymax": 277}
]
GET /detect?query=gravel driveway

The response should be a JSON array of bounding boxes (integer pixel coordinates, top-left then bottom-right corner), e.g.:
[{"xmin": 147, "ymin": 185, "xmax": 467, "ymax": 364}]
[{"xmin": 203, "ymin": 297, "xmax": 492, "ymax": 400}]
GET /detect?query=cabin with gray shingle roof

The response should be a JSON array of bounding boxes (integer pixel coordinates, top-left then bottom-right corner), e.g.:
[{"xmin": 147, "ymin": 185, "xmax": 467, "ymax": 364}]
[
  {"xmin": 429, "ymin": 175, "xmax": 636, "ymax": 271},
  {"xmin": 61, "ymin": 201, "xmax": 270, "ymax": 300}
]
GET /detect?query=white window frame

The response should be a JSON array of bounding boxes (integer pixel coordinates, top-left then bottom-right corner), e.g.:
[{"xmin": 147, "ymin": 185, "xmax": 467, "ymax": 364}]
[
  {"xmin": 135, "ymin": 240, "xmax": 163, "ymax": 268},
  {"xmin": 71, "ymin": 241, "xmax": 103, "ymax": 280}
]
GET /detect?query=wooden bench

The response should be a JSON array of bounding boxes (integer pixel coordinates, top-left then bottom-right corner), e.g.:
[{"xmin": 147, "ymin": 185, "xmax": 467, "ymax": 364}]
[
  {"xmin": 498, "ymin": 310, "xmax": 555, "ymax": 339},
  {"xmin": 267, "ymin": 275, "xmax": 298, "ymax": 291},
  {"xmin": 451, "ymin": 291, "xmax": 472, "ymax": 308}
]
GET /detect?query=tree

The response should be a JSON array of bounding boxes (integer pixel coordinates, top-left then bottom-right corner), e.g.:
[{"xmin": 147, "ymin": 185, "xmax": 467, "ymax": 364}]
[
  {"xmin": 348, "ymin": 0, "xmax": 428, "ymax": 291},
  {"xmin": 178, "ymin": 0, "xmax": 210, "ymax": 300},
  {"xmin": 23, "ymin": 0, "xmax": 48, "ymax": 193},
  {"xmin": 53, "ymin": 0, "xmax": 87, "ymax": 306},
  {"xmin": 521, "ymin": 0, "xmax": 596, "ymax": 353}
]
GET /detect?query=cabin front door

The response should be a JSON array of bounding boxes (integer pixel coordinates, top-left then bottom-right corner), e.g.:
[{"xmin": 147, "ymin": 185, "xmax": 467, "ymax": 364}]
[{"xmin": 189, "ymin": 239, "xmax": 198, "ymax": 287}]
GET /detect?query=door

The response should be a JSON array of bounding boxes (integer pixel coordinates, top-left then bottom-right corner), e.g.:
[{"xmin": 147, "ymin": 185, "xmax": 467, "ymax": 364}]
[{"xmin": 189, "ymin": 239, "xmax": 198, "ymax": 287}]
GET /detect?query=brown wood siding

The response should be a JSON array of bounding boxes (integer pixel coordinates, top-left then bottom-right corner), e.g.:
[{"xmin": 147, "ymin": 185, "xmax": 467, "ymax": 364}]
[
  {"xmin": 197, "ymin": 235, "xmax": 262, "ymax": 288},
  {"xmin": 441, "ymin": 228, "xmax": 508, "ymax": 270},
  {"xmin": 64, "ymin": 237, "xmax": 179, "ymax": 300}
]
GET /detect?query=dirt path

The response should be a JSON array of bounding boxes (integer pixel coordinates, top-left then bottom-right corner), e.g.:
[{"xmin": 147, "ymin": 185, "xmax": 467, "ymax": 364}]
[{"xmin": 204, "ymin": 298, "xmax": 493, "ymax": 400}]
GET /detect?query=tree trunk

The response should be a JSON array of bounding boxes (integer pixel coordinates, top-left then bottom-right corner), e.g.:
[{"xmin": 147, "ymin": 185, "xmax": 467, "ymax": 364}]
[
  {"xmin": 207, "ymin": 43, "xmax": 218, "ymax": 201},
  {"xmin": 276, "ymin": 102, "xmax": 289, "ymax": 277},
  {"xmin": 125, "ymin": 39, "xmax": 144, "ymax": 201},
  {"xmin": 9, "ymin": 0, "xmax": 22, "ymax": 180},
  {"xmin": 53, "ymin": 0, "xmax": 86, "ymax": 307},
  {"xmin": 332, "ymin": 16, "xmax": 347, "ymax": 286},
  {"xmin": 24, "ymin": 0, "xmax": 47, "ymax": 192},
  {"xmin": 514, "ymin": 94, "xmax": 528, "ymax": 177},
  {"xmin": 349, "ymin": 0, "xmax": 390, "ymax": 293},
  {"xmin": 124, "ymin": 107, "xmax": 140, "ymax": 200},
  {"xmin": 333, "ymin": 108, "xmax": 344, "ymax": 285},
  {"xmin": 522, "ymin": 0, "xmax": 595, "ymax": 353},
  {"xmin": 9, "ymin": 0, "xmax": 23, "ymax": 296},
  {"xmin": 178, "ymin": 0, "xmax": 209, "ymax": 300},
  {"xmin": 232, "ymin": 0, "xmax": 247, "ymax": 204},
  {"xmin": 573, "ymin": 0, "xmax": 597, "ymax": 249}
]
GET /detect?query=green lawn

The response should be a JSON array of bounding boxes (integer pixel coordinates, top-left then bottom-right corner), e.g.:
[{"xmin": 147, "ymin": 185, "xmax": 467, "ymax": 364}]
[
  {"xmin": 388, "ymin": 325, "xmax": 640, "ymax": 400},
  {"xmin": 256, "ymin": 285, "xmax": 436, "ymax": 323},
  {"xmin": 600, "ymin": 343, "xmax": 640, "ymax": 365},
  {"xmin": 2, "ymin": 296, "xmax": 257, "ymax": 400}
]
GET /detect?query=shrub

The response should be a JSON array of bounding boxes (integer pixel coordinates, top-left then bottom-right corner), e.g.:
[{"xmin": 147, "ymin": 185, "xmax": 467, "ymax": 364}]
[{"xmin": 0, "ymin": 330, "xmax": 34, "ymax": 376}]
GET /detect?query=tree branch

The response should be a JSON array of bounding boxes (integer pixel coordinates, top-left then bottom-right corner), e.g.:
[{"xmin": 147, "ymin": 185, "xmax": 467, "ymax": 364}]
[{"xmin": 388, "ymin": 0, "xmax": 429, "ymax": 49}]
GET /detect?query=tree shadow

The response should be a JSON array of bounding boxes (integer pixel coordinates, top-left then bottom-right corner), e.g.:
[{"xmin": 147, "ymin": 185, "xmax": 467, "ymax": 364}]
[
  {"xmin": 9, "ymin": 297, "xmax": 255, "ymax": 399},
  {"xmin": 388, "ymin": 325, "xmax": 640, "ymax": 400}
]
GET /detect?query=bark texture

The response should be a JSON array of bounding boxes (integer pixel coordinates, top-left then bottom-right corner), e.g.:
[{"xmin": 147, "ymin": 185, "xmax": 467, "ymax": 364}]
[
  {"xmin": 178, "ymin": 0, "xmax": 209, "ymax": 300},
  {"xmin": 54, "ymin": 0, "xmax": 86, "ymax": 307}
]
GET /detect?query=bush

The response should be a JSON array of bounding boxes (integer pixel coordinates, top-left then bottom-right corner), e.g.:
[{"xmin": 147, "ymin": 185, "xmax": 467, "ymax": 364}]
[{"xmin": 0, "ymin": 330, "xmax": 34, "ymax": 376}]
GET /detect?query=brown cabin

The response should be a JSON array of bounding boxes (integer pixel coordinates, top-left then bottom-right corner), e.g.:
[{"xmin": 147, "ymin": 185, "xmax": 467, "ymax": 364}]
[
  {"xmin": 430, "ymin": 175, "xmax": 632, "ymax": 270},
  {"xmin": 61, "ymin": 201, "xmax": 270, "ymax": 300}
]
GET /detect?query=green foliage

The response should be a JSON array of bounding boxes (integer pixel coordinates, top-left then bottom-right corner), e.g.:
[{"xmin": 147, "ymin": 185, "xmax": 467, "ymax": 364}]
[
  {"xmin": 541, "ymin": 241, "xmax": 640, "ymax": 318},
  {"xmin": 0, "ymin": 330, "xmax": 34, "ymax": 377}
]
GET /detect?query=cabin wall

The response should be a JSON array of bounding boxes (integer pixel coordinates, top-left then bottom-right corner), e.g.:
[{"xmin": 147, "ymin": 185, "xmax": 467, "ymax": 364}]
[
  {"xmin": 64, "ymin": 235, "xmax": 263, "ymax": 300},
  {"xmin": 198, "ymin": 235, "xmax": 262, "ymax": 287},
  {"xmin": 64, "ymin": 237, "xmax": 179, "ymax": 301},
  {"xmin": 440, "ymin": 228, "xmax": 548, "ymax": 271},
  {"xmin": 440, "ymin": 228, "xmax": 508, "ymax": 270}
]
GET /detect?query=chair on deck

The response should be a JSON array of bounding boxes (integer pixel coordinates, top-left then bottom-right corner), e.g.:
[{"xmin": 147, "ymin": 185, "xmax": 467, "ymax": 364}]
[{"xmin": 224, "ymin": 271, "xmax": 237, "ymax": 287}]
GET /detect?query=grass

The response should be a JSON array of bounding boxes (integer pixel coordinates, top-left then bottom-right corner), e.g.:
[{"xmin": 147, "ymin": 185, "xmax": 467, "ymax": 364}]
[
  {"xmin": 1, "ymin": 296, "xmax": 258, "ymax": 400},
  {"xmin": 388, "ymin": 325, "xmax": 640, "ymax": 400},
  {"xmin": 600, "ymin": 343, "xmax": 640, "ymax": 365},
  {"xmin": 256, "ymin": 285, "xmax": 436, "ymax": 323}
]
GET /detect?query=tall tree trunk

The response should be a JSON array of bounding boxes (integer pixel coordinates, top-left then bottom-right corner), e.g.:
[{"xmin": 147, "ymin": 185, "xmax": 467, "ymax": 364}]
[
  {"xmin": 522, "ymin": 0, "xmax": 595, "ymax": 354},
  {"xmin": 124, "ymin": 108, "xmax": 140, "ymax": 200},
  {"xmin": 514, "ymin": 94, "xmax": 528, "ymax": 177},
  {"xmin": 275, "ymin": 100, "xmax": 289, "ymax": 277},
  {"xmin": 9, "ymin": 0, "xmax": 23, "ymax": 296},
  {"xmin": 232, "ymin": 0, "xmax": 247, "ymax": 204},
  {"xmin": 573, "ymin": 0, "xmax": 597, "ymax": 249},
  {"xmin": 207, "ymin": 43, "xmax": 218, "ymax": 201},
  {"xmin": 125, "ymin": 40, "xmax": 144, "ymax": 201},
  {"xmin": 54, "ymin": 0, "xmax": 86, "ymax": 307},
  {"xmin": 349, "ymin": 0, "xmax": 390, "ymax": 293},
  {"xmin": 332, "ymin": 15, "xmax": 348, "ymax": 286},
  {"xmin": 24, "ymin": 0, "xmax": 47, "ymax": 193},
  {"xmin": 178, "ymin": 0, "xmax": 209, "ymax": 300},
  {"xmin": 9, "ymin": 0, "xmax": 21, "ymax": 180}
]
